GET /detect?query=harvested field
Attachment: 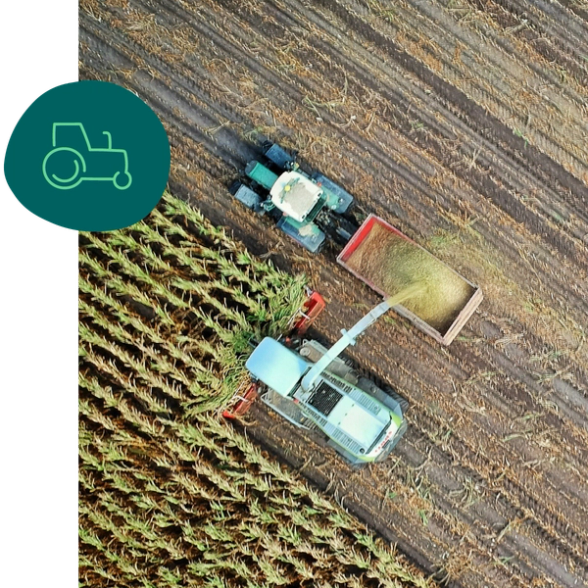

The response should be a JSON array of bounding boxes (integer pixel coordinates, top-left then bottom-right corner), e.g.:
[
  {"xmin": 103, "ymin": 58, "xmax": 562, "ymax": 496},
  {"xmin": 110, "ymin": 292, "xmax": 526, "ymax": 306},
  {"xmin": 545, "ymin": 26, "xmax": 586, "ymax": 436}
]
[{"xmin": 80, "ymin": 1, "xmax": 588, "ymax": 587}]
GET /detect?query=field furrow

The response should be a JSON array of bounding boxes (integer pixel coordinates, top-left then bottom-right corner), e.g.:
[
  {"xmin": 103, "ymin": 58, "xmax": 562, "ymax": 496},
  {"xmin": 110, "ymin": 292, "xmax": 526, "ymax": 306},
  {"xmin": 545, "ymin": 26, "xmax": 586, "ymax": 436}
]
[{"xmin": 80, "ymin": 1, "xmax": 588, "ymax": 587}]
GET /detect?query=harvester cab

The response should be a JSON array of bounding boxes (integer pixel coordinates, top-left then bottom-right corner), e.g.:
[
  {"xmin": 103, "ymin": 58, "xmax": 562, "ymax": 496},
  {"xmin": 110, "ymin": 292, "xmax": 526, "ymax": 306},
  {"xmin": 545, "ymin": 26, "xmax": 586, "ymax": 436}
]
[
  {"xmin": 230, "ymin": 142, "xmax": 356, "ymax": 252},
  {"xmin": 243, "ymin": 296, "xmax": 409, "ymax": 466}
]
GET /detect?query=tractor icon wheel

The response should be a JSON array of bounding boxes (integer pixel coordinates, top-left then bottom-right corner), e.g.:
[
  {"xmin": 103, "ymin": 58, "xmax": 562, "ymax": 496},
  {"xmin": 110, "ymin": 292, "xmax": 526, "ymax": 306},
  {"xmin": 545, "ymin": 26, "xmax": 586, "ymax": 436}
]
[
  {"xmin": 113, "ymin": 171, "xmax": 132, "ymax": 190},
  {"xmin": 42, "ymin": 147, "xmax": 86, "ymax": 190}
]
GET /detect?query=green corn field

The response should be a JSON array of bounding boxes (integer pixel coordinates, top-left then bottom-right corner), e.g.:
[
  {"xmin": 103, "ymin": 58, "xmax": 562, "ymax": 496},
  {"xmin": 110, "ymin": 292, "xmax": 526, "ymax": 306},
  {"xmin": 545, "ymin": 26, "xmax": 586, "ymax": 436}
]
[{"xmin": 79, "ymin": 192, "xmax": 435, "ymax": 588}]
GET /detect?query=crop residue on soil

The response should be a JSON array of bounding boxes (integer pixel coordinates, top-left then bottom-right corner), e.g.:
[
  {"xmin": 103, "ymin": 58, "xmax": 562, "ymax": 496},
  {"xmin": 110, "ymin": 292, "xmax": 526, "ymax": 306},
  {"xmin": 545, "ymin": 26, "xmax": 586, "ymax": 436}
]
[
  {"xmin": 346, "ymin": 223, "xmax": 474, "ymax": 333},
  {"xmin": 79, "ymin": 0, "xmax": 588, "ymax": 584}
]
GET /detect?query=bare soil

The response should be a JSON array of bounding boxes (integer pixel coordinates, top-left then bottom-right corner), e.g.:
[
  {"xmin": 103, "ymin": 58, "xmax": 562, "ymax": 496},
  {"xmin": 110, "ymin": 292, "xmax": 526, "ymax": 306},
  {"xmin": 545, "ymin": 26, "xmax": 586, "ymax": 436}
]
[{"xmin": 79, "ymin": 1, "xmax": 588, "ymax": 587}]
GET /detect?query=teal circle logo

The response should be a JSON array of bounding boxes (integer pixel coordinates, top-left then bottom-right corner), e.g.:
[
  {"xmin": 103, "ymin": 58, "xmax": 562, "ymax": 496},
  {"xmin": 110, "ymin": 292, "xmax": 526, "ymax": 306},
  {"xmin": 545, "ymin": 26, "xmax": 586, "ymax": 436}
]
[{"xmin": 4, "ymin": 81, "xmax": 170, "ymax": 231}]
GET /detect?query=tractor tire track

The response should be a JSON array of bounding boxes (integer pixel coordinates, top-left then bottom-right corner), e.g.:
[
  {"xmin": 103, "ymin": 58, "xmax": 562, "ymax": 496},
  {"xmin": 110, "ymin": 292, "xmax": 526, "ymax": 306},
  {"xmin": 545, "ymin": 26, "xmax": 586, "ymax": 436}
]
[
  {"xmin": 80, "ymin": 2, "xmax": 588, "ymax": 586},
  {"xmin": 395, "ymin": 431, "xmax": 587, "ymax": 588},
  {"xmin": 299, "ymin": 0, "xmax": 588, "ymax": 246},
  {"xmin": 490, "ymin": 0, "xmax": 588, "ymax": 68},
  {"xmin": 358, "ymin": 0, "xmax": 588, "ymax": 183},
  {"xmin": 196, "ymin": 0, "xmax": 581, "ymax": 308}
]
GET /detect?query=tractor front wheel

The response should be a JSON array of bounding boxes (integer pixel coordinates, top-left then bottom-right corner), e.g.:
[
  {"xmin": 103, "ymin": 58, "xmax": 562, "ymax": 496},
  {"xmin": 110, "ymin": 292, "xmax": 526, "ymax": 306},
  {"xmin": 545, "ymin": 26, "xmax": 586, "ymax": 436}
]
[
  {"xmin": 262, "ymin": 142, "xmax": 296, "ymax": 170},
  {"xmin": 113, "ymin": 171, "xmax": 132, "ymax": 190}
]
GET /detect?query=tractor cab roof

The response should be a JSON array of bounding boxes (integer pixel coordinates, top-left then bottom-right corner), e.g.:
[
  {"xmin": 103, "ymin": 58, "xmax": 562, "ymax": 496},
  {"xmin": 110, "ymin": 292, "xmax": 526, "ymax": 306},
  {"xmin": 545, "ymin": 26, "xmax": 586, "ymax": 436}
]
[
  {"xmin": 270, "ymin": 171, "xmax": 323, "ymax": 222},
  {"xmin": 246, "ymin": 337, "xmax": 310, "ymax": 398}
]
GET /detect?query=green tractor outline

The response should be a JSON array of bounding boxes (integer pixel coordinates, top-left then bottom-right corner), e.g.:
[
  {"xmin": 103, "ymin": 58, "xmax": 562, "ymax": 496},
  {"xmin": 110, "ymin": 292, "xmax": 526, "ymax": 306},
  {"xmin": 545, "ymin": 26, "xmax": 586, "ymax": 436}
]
[{"xmin": 42, "ymin": 122, "xmax": 132, "ymax": 190}]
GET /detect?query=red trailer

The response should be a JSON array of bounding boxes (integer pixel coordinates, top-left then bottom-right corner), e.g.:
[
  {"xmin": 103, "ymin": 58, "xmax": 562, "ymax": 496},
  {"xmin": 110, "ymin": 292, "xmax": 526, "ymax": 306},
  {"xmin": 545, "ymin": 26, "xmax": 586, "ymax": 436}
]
[{"xmin": 338, "ymin": 215, "xmax": 483, "ymax": 346}]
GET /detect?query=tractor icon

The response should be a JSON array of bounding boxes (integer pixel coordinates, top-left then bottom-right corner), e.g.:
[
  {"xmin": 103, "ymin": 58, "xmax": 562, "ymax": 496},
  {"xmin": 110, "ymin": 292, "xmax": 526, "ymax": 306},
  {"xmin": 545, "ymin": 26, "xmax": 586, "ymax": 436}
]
[{"xmin": 42, "ymin": 122, "xmax": 132, "ymax": 190}]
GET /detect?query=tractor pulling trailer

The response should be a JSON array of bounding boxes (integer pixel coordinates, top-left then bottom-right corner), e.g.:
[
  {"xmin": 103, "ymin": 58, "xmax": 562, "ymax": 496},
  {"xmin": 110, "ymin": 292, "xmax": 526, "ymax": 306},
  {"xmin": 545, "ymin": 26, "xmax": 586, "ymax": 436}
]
[
  {"xmin": 226, "ymin": 142, "xmax": 483, "ymax": 464},
  {"xmin": 230, "ymin": 142, "xmax": 483, "ymax": 346}
]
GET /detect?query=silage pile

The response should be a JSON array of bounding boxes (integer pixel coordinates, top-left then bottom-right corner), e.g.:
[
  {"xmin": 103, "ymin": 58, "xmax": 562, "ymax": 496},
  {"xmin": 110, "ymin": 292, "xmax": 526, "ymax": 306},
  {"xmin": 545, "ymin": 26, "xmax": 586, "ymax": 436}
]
[{"xmin": 346, "ymin": 224, "xmax": 474, "ymax": 333}]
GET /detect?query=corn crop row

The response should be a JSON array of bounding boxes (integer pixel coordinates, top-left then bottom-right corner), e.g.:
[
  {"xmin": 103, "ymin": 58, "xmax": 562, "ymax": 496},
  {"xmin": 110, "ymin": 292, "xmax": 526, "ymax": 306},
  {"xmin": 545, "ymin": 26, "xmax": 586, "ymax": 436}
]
[
  {"xmin": 79, "ymin": 191, "xmax": 434, "ymax": 588},
  {"xmin": 80, "ymin": 373, "xmax": 431, "ymax": 588}
]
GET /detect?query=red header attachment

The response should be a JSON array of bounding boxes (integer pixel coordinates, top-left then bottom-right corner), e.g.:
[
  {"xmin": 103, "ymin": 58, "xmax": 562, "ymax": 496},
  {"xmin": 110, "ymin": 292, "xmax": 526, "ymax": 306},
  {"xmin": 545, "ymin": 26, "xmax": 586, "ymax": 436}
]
[{"xmin": 291, "ymin": 289, "xmax": 326, "ymax": 335}]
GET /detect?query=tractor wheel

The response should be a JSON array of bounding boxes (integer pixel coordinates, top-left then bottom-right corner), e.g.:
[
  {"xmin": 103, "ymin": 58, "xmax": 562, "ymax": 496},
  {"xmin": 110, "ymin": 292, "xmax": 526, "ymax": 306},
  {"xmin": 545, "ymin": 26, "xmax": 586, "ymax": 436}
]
[
  {"xmin": 228, "ymin": 180, "xmax": 242, "ymax": 196},
  {"xmin": 113, "ymin": 171, "xmax": 132, "ymax": 190},
  {"xmin": 311, "ymin": 173, "xmax": 354, "ymax": 214},
  {"xmin": 262, "ymin": 142, "xmax": 296, "ymax": 170},
  {"xmin": 231, "ymin": 182, "xmax": 264, "ymax": 212},
  {"xmin": 42, "ymin": 148, "xmax": 85, "ymax": 190}
]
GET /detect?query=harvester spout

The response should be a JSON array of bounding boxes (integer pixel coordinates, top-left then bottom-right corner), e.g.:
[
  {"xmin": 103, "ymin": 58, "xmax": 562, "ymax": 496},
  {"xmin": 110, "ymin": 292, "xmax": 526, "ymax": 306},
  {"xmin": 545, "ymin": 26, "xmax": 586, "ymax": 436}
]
[
  {"xmin": 301, "ymin": 298, "xmax": 393, "ymax": 392},
  {"xmin": 300, "ymin": 282, "xmax": 426, "ymax": 393}
]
